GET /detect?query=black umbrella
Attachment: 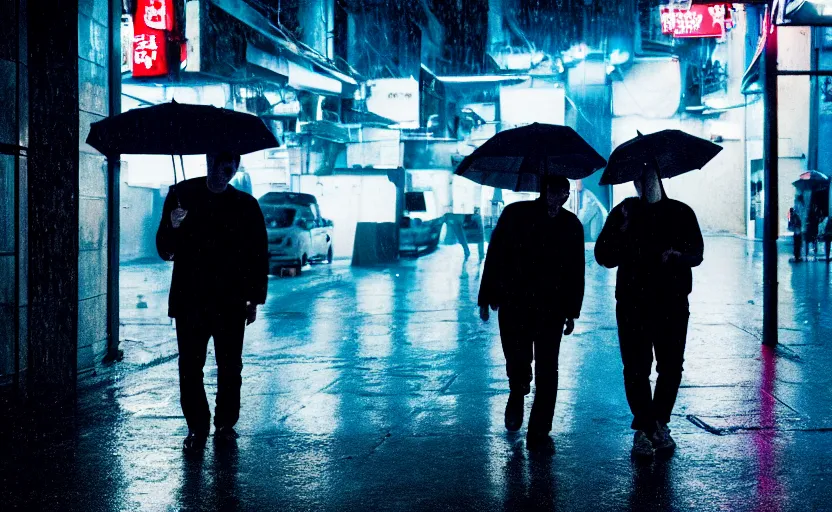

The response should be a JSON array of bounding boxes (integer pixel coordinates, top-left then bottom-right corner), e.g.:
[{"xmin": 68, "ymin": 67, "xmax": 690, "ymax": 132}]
[
  {"xmin": 792, "ymin": 171, "xmax": 829, "ymax": 192},
  {"xmin": 454, "ymin": 123, "xmax": 607, "ymax": 192},
  {"xmin": 86, "ymin": 99, "xmax": 279, "ymax": 158},
  {"xmin": 599, "ymin": 130, "xmax": 723, "ymax": 185}
]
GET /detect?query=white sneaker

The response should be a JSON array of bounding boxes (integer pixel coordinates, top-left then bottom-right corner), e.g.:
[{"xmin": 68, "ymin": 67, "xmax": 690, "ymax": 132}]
[{"xmin": 632, "ymin": 430, "xmax": 654, "ymax": 457}]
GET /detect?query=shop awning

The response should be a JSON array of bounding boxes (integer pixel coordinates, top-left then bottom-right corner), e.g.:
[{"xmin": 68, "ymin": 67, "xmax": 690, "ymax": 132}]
[
  {"xmin": 741, "ymin": 25, "xmax": 765, "ymax": 95},
  {"xmin": 245, "ymin": 46, "xmax": 343, "ymax": 96},
  {"xmin": 342, "ymin": 109, "xmax": 398, "ymax": 127},
  {"xmin": 210, "ymin": 0, "xmax": 358, "ymax": 97}
]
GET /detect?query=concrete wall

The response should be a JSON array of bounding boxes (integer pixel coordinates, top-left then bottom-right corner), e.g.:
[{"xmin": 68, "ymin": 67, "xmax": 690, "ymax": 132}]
[
  {"xmin": 409, "ymin": 170, "xmax": 453, "ymax": 219},
  {"xmin": 297, "ymin": 174, "xmax": 398, "ymax": 259},
  {"xmin": 77, "ymin": 0, "xmax": 111, "ymax": 372},
  {"xmin": 744, "ymin": 26, "xmax": 812, "ymax": 238},
  {"xmin": 611, "ymin": 116, "xmax": 747, "ymax": 235},
  {"xmin": 120, "ymin": 183, "xmax": 162, "ymax": 263},
  {"xmin": 610, "ymin": 22, "xmax": 751, "ymax": 236}
]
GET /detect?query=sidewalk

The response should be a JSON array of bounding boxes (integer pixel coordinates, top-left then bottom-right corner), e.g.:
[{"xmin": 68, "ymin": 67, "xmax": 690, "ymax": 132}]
[{"xmin": 4, "ymin": 236, "xmax": 832, "ymax": 511}]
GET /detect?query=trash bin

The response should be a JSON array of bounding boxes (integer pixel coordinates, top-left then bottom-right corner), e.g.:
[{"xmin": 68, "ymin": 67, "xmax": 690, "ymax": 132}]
[{"xmin": 351, "ymin": 222, "xmax": 399, "ymax": 266}]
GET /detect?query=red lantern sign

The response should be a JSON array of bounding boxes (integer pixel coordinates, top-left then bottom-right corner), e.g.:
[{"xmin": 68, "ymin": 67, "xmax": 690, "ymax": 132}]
[
  {"xmin": 132, "ymin": 0, "xmax": 173, "ymax": 77},
  {"xmin": 660, "ymin": 4, "xmax": 734, "ymax": 39}
]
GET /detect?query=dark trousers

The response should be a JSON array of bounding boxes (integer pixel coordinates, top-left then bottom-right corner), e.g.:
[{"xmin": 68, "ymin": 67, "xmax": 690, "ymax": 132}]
[
  {"xmin": 498, "ymin": 307, "xmax": 565, "ymax": 434},
  {"xmin": 794, "ymin": 234, "xmax": 803, "ymax": 260},
  {"xmin": 176, "ymin": 304, "xmax": 247, "ymax": 434},
  {"xmin": 805, "ymin": 234, "xmax": 818, "ymax": 258},
  {"xmin": 616, "ymin": 299, "xmax": 689, "ymax": 433}
]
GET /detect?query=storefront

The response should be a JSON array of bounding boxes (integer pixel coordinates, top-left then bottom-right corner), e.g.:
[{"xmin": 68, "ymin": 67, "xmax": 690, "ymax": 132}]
[{"xmin": 118, "ymin": 0, "xmax": 362, "ymax": 262}]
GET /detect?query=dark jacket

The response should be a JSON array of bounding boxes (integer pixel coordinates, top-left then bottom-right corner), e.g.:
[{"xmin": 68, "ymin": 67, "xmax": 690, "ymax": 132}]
[
  {"xmin": 478, "ymin": 199, "xmax": 585, "ymax": 319},
  {"xmin": 594, "ymin": 195, "xmax": 703, "ymax": 302},
  {"xmin": 156, "ymin": 177, "xmax": 268, "ymax": 318}
]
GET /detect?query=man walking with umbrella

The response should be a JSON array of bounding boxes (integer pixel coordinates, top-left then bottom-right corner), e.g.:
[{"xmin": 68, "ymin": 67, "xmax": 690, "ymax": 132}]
[
  {"xmin": 157, "ymin": 152, "xmax": 269, "ymax": 451},
  {"xmin": 595, "ymin": 130, "xmax": 715, "ymax": 457},
  {"xmin": 454, "ymin": 123, "xmax": 605, "ymax": 451},
  {"xmin": 85, "ymin": 100, "xmax": 279, "ymax": 452},
  {"xmin": 478, "ymin": 176, "xmax": 585, "ymax": 450}
]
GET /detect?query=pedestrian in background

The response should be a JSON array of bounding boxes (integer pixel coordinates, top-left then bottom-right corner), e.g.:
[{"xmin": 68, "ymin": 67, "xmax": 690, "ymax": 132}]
[
  {"xmin": 157, "ymin": 152, "xmax": 268, "ymax": 452},
  {"xmin": 819, "ymin": 215, "xmax": 832, "ymax": 263},
  {"xmin": 789, "ymin": 207, "xmax": 803, "ymax": 263},
  {"xmin": 230, "ymin": 165, "xmax": 253, "ymax": 196},
  {"xmin": 805, "ymin": 202, "xmax": 822, "ymax": 260},
  {"xmin": 478, "ymin": 176, "xmax": 585, "ymax": 451},
  {"xmin": 595, "ymin": 161, "xmax": 704, "ymax": 458}
]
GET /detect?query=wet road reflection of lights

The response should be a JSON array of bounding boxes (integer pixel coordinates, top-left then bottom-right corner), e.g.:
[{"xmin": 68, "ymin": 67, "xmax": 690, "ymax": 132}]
[
  {"xmin": 753, "ymin": 345, "xmax": 785, "ymax": 512},
  {"xmin": 11, "ymin": 238, "xmax": 832, "ymax": 510}
]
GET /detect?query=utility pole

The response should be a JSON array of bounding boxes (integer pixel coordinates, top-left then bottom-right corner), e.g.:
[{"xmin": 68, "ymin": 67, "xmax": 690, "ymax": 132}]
[{"xmin": 762, "ymin": 7, "xmax": 779, "ymax": 346}]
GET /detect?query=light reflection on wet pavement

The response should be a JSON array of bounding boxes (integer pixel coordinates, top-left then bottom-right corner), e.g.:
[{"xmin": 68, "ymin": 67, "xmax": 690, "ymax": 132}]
[{"xmin": 3, "ymin": 237, "xmax": 832, "ymax": 511}]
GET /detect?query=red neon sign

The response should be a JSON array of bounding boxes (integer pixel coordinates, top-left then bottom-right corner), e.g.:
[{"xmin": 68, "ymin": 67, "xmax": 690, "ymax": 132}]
[
  {"xmin": 660, "ymin": 4, "xmax": 734, "ymax": 39},
  {"xmin": 132, "ymin": 0, "xmax": 173, "ymax": 77}
]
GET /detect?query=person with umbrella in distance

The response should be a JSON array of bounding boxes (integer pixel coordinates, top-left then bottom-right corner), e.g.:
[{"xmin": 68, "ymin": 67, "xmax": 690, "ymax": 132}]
[
  {"xmin": 456, "ymin": 123, "xmax": 606, "ymax": 451},
  {"xmin": 788, "ymin": 206, "xmax": 804, "ymax": 263},
  {"xmin": 595, "ymin": 129, "xmax": 718, "ymax": 458},
  {"xmin": 818, "ymin": 213, "xmax": 832, "ymax": 263},
  {"xmin": 86, "ymin": 101, "xmax": 277, "ymax": 452},
  {"xmin": 792, "ymin": 172, "xmax": 830, "ymax": 260}
]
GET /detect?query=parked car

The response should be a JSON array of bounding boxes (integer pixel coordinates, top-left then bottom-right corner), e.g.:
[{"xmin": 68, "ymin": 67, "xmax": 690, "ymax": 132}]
[
  {"xmin": 258, "ymin": 192, "xmax": 333, "ymax": 275},
  {"xmin": 399, "ymin": 216, "xmax": 443, "ymax": 255}
]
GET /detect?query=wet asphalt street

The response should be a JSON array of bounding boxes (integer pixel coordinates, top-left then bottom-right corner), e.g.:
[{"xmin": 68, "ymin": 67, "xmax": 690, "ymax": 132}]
[{"xmin": 4, "ymin": 236, "xmax": 832, "ymax": 511}]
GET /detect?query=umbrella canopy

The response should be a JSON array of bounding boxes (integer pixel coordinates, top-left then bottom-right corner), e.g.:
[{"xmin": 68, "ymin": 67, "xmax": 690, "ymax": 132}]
[
  {"xmin": 454, "ymin": 123, "xmax": 607, "ymax": 192},
  {"xmin": 86, "ymin": 100, "xmax": 279, "ymax": 157},
  {"xmin": 599, "ymin": 130, "xmax": 723, "ymax": 185},
  {"xmin": 792, "ymin": 170, "xmax": 830, "ymax": 191}
]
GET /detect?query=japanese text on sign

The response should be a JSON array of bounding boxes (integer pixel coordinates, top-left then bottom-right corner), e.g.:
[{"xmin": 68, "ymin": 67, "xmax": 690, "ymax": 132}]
[
  {"xmin": 134, "ymin": 34, "xmax": 159, "ymax": 70},
  {"xmin": 132, "ymin": 0, "xmax": 171, "ymax": 77},
  {"xmin": 660, "ymin": 4, "xmax": 734, "ymax": 39}
]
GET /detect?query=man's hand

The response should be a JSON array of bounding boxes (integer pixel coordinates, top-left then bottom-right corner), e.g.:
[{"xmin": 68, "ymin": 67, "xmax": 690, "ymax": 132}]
[
  {"xmin": 563, "ymin": 318, "xmax": 575, "ymax": 336},
  {"xmin": 246, "ymin": 303, "xmax": 258, "ymax": 325},
  {"xmin": 661, "ymin": 248, "xmax": 682, "ymax": 264},
  {"xmin": 171, "ymin": 207, "xmax": 188, "ymax": 229}
]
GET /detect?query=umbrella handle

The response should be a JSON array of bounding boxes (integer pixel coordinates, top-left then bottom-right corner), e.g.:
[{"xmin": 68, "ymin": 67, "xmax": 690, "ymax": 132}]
[
  {"xmin": 179, "ymin": 154, "xmax": 186, "ymax": 181},
  {"xmin": 170, "ymin": 154, "xmax": 178, "ymax": 185},
  {"xmin": 170, "ymin": 155, "xmax": 182, "ymax": 209}
]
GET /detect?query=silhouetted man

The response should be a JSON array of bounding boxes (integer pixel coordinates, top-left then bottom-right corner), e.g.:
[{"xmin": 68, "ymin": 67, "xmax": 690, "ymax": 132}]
[
  {"xmin": 478, "ymin": 176, "xmax": 585, "ymax": 450},
  {"xmin": 595, "ymin": 163, "xmax": 703, "ymax": 457},
  {"xmin": 156, "ymin": 152, "xmax": 268, "ymax": 452},
  {"xmin": 789, "ymin": 207, "xmax": 803, "ymax": 262}
]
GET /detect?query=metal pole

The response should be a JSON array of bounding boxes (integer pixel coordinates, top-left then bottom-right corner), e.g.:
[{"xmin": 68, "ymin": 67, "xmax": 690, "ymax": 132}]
[
  {"xmin": 105, "ymin": 0, "xmax": 124, "ymax": 362},
  {"xmin": 762, "ymin": 9, "xmax": 779, "ymax": 346}
]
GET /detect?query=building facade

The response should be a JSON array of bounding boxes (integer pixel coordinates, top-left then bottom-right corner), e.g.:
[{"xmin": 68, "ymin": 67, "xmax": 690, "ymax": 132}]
[{"xmin": 1, "ymin": 0, "xmax": 121, "ymax": 402}]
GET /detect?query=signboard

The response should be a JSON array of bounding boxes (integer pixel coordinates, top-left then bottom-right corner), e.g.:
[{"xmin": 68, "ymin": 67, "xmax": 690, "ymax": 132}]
[
  {"xmin": 365, "ymin": 78, "xmax": 420, "ymax": 129},
  {"xmin": 660, "ymin": 4, "xmax": 734, "ymax": 38},
  {"xmin": 132, "ymin": 0, "xmax": 173, "ymax": 77},
  {"xmin": 499, "ymin": 86, "xmax": 565, "ymax": 129},
  {"xmin": 777, "ymin": 0, "xmax": 832, "ymax": 26}
]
